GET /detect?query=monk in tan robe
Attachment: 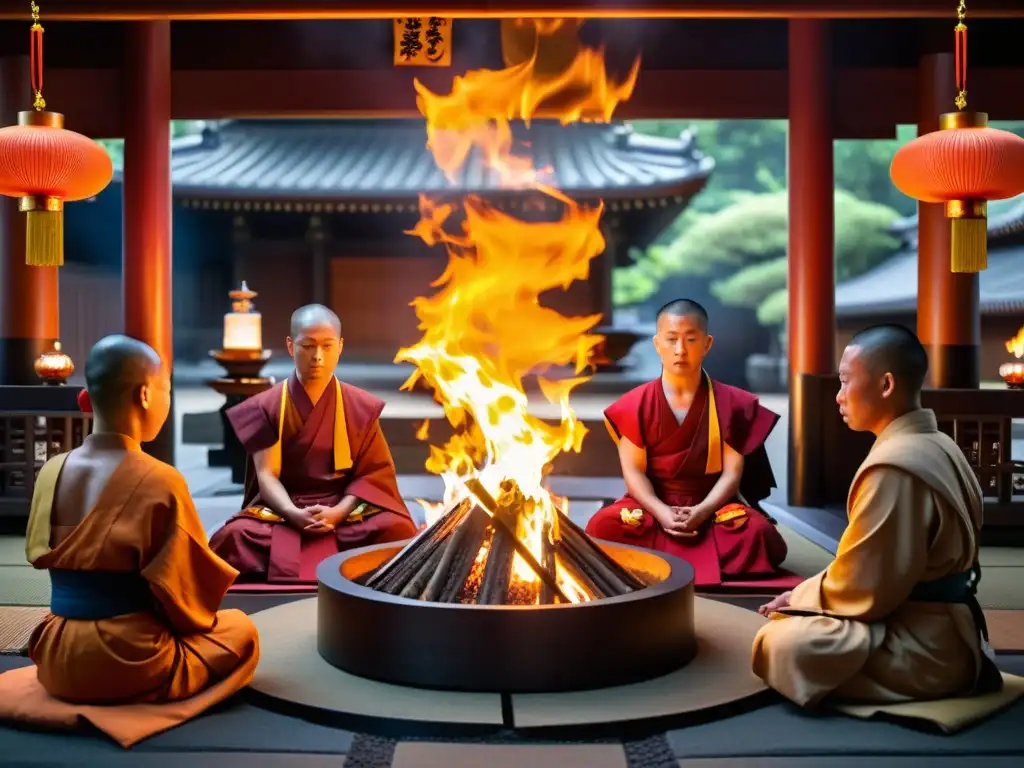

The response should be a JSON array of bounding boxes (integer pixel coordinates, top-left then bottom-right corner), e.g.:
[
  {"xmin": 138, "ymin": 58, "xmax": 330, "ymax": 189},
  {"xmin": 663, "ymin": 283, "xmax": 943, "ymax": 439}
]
[
  {"xmin": 0, "ymin": 335, "xmax": 259, "ymax": 746},
  {"xmin": 752, "ymin": 324, "xmax": 1000, "ymax": 707}
]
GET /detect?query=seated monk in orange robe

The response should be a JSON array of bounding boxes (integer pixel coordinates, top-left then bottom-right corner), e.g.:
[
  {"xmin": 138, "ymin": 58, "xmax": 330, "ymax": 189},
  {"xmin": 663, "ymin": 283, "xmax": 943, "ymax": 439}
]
[
  {"xmin": 209, "ymin": 304, "xmax": 417, "ymax": 584},
  {"xmin": 586, "ymin": 299, "xmax": 790, "ymax": 587},
  {"xmin": 0, "ymin": 335, "xmax": 259, "ymax": 747}
]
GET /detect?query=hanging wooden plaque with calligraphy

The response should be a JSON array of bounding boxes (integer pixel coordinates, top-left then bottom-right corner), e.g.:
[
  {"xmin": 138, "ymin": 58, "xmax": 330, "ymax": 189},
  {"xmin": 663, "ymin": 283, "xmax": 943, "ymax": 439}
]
[{"xmin": 393, "ymin": 17, "xmax": 452, "ymax": 67}]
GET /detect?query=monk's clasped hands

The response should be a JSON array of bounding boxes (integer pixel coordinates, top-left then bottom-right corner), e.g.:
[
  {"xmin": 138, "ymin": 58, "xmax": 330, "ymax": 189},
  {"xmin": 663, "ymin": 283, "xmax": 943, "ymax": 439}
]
[
  {"xmin": 670, "ymin": 505, "xmax": 713, "ymax": 537},
  {"xmin": 287, "ymin": 504, "xmax": 348, "ymax": 534}
]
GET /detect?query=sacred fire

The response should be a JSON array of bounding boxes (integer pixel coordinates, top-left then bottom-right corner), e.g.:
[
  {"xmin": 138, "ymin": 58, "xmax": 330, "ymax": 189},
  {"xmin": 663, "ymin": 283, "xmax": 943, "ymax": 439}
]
[
  {"xmin": 360, "ymin": 21, "xmax": 649, "ymax": 605},
  {"xmin": 1000, "ymin": 326, "xmax": 1024, "ymax": 388}
]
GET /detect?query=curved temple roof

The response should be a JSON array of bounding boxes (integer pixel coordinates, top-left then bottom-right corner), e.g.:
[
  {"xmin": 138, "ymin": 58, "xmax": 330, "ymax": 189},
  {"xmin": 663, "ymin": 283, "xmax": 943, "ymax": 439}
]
[
  {"xmin": 150, "ymin": 119, "xmax": 715, "ymax": 201},
  {"xmin": 836, "ymin": 194, "xmax": 1024, "ymax": 317}
]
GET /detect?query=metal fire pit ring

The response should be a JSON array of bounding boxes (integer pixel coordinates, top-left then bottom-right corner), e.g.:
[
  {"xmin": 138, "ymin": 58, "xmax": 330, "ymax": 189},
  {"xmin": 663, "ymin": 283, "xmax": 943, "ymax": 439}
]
[{"xmin": 315, "ymin": 538, "xmax": 697, "ymax": 693}]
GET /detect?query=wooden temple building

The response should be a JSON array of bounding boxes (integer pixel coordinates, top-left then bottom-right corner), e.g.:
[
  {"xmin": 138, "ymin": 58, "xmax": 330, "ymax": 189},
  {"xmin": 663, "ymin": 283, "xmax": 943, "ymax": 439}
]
[
  {"xmin": 1, "ymin": 4, "xmax": 1024, "ymax": 540},
  {"xmin": 836, "ymin": 194, "xmax": 1024, "ymax": 380},
  {"xmin": 59, "ymin": 117, "xmax": 711, "ymax": 364}
]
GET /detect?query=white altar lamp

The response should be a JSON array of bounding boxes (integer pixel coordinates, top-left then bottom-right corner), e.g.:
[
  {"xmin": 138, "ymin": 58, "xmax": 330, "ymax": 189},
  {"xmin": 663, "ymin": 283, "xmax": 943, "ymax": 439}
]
[{"xmin": 222, "ymin": 281, "xmax": 263, "ymax": 351}]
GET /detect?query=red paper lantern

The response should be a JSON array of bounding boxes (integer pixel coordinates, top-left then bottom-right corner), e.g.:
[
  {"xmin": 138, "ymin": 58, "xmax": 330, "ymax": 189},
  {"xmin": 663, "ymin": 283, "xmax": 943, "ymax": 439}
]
[
  {"xmin": 891, "ymin": 112, "xmax": 1024, "ymax": 273},
  {"xmin": 889, "ymin": 1, "xmax": 1024, "ymax": 274},
  {"xmin": 0, "ymin": 4, "xmax": 114, "ymax": 267},
  {"xmin": 0, "ymin": 112, "xmax": 113, "ymax": 267}
]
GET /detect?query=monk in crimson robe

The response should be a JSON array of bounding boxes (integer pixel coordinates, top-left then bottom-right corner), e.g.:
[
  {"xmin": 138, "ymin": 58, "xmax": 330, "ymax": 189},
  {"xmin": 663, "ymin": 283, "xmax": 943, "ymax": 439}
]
[
  {"xmin": 0, "ymin": 335, "xmax": 259, "ymax": 747},
  {"xmin": 209, "ymin": 304, "xmax": 416, "ymax": 583},
  {"xmin": 585, "ymin": 299, "xmax": 789, "ymax": 587},
  {"xmin": 753, "ymin": 326, "xmax": 1002, "ymax": 708}
]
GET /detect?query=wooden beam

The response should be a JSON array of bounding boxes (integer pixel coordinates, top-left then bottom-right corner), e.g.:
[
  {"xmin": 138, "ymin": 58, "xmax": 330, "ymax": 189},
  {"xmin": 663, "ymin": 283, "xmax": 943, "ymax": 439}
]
[
  {"xmin": 0, "ymin": 1, "xmax": 1020, "ymax": 20},
  {"xmin": 38, "ymin": 66, "xmax": 1024, "ymax": 139}
]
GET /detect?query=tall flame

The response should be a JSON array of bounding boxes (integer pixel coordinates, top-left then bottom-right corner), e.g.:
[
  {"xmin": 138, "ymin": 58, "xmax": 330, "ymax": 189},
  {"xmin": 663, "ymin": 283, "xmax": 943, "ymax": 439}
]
[
  {"xmin": 396, "ymin": 21, "xmax": 639, "ymax": 601},
  {"xmin": 1007, "ymin": 326, "xmax": 1024, "ymax": 359}
]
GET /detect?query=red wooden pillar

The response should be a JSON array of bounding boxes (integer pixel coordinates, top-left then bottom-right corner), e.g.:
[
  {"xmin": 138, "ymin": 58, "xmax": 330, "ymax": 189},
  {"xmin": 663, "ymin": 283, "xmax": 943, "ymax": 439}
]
[
  {"xmin": 787, "ymin": 19, "xmax": 837, "ymax": 507},
  {"xmin": 916, "ymin": 53, "xmax": 980, "ymax": 389},
  {"xmin": 0, "ymin": 56, "xmax": 60, "ymax": 385},
  {"xmin": 122, "ymin": 22, "xmax": 175, "ymax": 462}
]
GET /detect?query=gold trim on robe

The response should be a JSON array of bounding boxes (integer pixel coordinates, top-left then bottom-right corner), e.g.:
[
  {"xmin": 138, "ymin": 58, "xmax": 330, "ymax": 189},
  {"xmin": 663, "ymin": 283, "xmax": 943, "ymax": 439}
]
[
  {"xmin": 240, "ymin": 377, "xmax": 379, "ymax": 526},
  {"xmin": 25, "ymin": 453, "xmax": 69, "ymax": 563},
  {"xmin": 604, "ymin": 370, "xmax": 723, "ymax": 475}
]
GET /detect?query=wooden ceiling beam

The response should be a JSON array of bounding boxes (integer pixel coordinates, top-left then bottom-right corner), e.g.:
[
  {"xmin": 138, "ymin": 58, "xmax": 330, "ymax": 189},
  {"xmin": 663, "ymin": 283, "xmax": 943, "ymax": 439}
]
[
  {"xmin": 0, "ymin": 1, "xmax": 1019, "ymax": 21},
  {"xmin": 40, "ymin": 66, "xmax": 1024, "ymax": 140}
]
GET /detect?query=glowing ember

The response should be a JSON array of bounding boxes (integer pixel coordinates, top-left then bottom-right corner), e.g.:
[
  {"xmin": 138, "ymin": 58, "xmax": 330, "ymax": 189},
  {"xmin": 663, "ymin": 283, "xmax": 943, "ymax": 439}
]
[{"xmin": 395, "ymin": 21, "xmax": 639, "ymax": 604}]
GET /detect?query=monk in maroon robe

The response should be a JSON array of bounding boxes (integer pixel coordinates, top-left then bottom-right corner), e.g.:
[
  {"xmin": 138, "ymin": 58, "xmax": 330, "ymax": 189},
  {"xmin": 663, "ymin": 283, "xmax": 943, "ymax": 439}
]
[
  {"xmin": 209, "ymin": 305, "xmax": 416, "ymax": 583},
  {"xmin": 586, "ymin": 299, "xmax": 789, "ymax": 587}
]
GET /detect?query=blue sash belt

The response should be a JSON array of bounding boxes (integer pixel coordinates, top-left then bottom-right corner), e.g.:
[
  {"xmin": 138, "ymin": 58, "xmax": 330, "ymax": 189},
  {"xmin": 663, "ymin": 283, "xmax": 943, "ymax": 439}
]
[
  {"xmin": 908, "ymin": 571, "xmax": 973, "ymax": 602},
  {"xmin": 49, "ymin": 570, "xmax": 153, "ymax": 620},
  {"xmin": 909, "ymin": 567, "xmax": 989, "ymax": 642}
]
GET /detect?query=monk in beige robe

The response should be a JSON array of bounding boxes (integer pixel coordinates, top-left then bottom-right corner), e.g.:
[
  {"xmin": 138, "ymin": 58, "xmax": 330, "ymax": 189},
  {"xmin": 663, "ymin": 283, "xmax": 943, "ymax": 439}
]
[
  {"xmin": 0, "ymin": 335, "xmax": 259, "ymax": 746},
  {"xmin": 752, "ymin": 324, "xmax": 999, "ymax": 707}
]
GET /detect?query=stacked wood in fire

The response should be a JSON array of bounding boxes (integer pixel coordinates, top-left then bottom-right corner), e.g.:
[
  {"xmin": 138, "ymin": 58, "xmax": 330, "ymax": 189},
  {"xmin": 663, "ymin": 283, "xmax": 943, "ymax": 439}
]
[{"xmin": 360, "ymin": 478, "xmax": 648, "ymax": 605}]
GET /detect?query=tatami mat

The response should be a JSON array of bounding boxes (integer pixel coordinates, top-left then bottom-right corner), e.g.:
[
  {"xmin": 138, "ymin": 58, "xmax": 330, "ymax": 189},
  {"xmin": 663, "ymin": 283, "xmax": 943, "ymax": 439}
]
[
  {"xmin": 0, "ymin": 606, "xmax": 46, "ymax": 654},
  {"xmin": 0, "ymin": 537, "xmax": 24, "ymax": 566},
  {"xmin": 2, "ymin": 652, "xmax": 1024, "ymax": 764},
  {"xmin": 975, "ymin": 567, "xmax": 1024, "ymax": 610},
  {"xmin": 0, "ymin": 565, "xmax": 49, "ymax": 606},
  {"xmin": 510, "ymin": 599, "xmax": 767, "ymax": 728},
  {"xmin": 979, "ymin": 548, "xmax": 1024, "ymax": 567},
  {"xmin": 248, "ymin": 598, "xmax": 505, "ymax": 725},
  {"xmin": 776, "ymin": 524, "xmax": 833, "ymax": 577}
]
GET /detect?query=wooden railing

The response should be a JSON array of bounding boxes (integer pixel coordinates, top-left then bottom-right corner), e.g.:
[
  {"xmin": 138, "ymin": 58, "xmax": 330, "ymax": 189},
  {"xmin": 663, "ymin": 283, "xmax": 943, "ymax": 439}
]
[
  {"xmin": 0, "ymin": 386, "xmax": 91, "ymax": 518},
  {"xmin": 792, "ymin": 374, "xmax": 1024, "ymax": 542}
]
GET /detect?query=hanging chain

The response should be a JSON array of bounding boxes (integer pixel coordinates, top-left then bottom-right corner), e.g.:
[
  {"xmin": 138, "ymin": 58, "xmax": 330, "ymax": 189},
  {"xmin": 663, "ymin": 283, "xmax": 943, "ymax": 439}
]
[
  {"xmin": 954, "ymin": 0, "xmax": 968, "ymax": 110},
  {"xmin": 29, "ymin": 1, "xmax": 45, "ymax": 111}
]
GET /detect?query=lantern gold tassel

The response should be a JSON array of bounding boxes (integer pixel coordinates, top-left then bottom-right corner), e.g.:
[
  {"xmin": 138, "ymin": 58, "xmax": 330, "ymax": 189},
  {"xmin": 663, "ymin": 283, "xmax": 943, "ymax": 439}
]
[
  {"xmin": 947, "ymin": 199, "xmax": 987, "ymax": 274},
  {"xmin": 19, "ymin": 195, "xmax": 63, "ymax": 267}
]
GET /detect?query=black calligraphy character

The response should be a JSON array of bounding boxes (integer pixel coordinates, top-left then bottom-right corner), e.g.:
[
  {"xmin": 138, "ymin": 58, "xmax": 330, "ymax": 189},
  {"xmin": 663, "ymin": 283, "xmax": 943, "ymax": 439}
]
[
  {"xmin": 425, "ymin": 17, "xmax": 447, "ymax": 62},
  {"xmin": 399, "ymin": 18, "xmax": 423, "ymax": 61}
]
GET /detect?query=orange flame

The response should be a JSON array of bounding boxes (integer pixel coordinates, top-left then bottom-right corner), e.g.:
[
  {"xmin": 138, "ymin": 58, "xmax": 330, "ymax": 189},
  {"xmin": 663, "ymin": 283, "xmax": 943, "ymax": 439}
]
[
  {"xmin": 395, "ymin": 23, "xmax": 638, "ymax": 602},
  {"xmin": 1007, "ymin": 326, "xmax": 1024, "ymax": 359}
]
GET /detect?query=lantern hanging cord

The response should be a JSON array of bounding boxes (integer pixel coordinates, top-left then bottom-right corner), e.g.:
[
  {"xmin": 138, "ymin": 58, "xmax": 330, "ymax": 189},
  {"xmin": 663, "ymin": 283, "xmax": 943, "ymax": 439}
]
[
  {"xmin": 954, "ymin": 0, "xmax": 967, "ymax": 110},
  {"xmin": 29, "ymin": 2, "xmax": 45, "ymax": 111}
]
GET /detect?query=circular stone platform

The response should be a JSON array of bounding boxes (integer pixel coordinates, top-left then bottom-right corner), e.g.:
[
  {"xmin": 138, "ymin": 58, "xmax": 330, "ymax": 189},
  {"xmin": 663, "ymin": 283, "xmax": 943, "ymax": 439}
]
[{"xmin": 248, "ymin": 597, "xmax": 769, "ymax": 732}]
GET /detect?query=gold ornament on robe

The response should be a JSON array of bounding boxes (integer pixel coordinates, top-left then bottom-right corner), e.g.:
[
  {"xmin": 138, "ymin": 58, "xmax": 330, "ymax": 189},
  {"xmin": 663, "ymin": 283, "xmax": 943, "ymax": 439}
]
[
  {"xmin": 239, "ymin": 505, "xmax": 283, "ymax": 523},
  {"xmin": 620, "ymin": 508, "xmax": 644, "ymax": 527},
  {"xmin": 714, "ymin": 503, "xmax": 749, "ymax": 530}
]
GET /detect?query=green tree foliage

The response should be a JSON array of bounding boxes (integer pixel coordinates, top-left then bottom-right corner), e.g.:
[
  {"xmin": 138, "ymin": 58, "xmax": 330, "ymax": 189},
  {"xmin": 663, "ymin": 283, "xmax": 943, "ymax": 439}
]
[
  {"xmin": 614, "ymin": 190, "xmax": 901, "ymax": 327},
  {"xmin": 631, "ymin": 119, "xmax": 920, "ymax": 221}
]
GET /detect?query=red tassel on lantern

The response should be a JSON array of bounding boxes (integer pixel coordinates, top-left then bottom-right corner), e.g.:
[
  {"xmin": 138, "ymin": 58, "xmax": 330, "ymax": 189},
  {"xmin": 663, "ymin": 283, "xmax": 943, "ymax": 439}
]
[{"xmin": 0, "ymin": 3, "xmax": 113, "ymax": 267}]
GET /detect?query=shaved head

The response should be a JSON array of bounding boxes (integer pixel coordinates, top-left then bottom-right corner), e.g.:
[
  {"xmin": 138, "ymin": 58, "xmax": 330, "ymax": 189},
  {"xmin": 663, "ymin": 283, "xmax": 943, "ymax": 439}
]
[
  {"xmin": 84, "ymin": 335, "xmax": 163, "ymax": 413},
  {"xmin": 849, "ymin": 324, "xmax": 929, "ymax": 396},
  {"xmin": 290, "ymin": 304, "xmax": 341, "ymax": 339},
  {"xmin": 287, "ymin": 304, "xmax": 343, "ymax": 384},
  {"xmin": 654, "ymin": 298, "xmax": 713, "ymax": 380},
  {"xmin": 837, "ymin": 324, "xmax": 928, "ymax": 435},
  {"xmin": 656, "ymin": 298, "xmax": 709, "ymax": 333}
]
